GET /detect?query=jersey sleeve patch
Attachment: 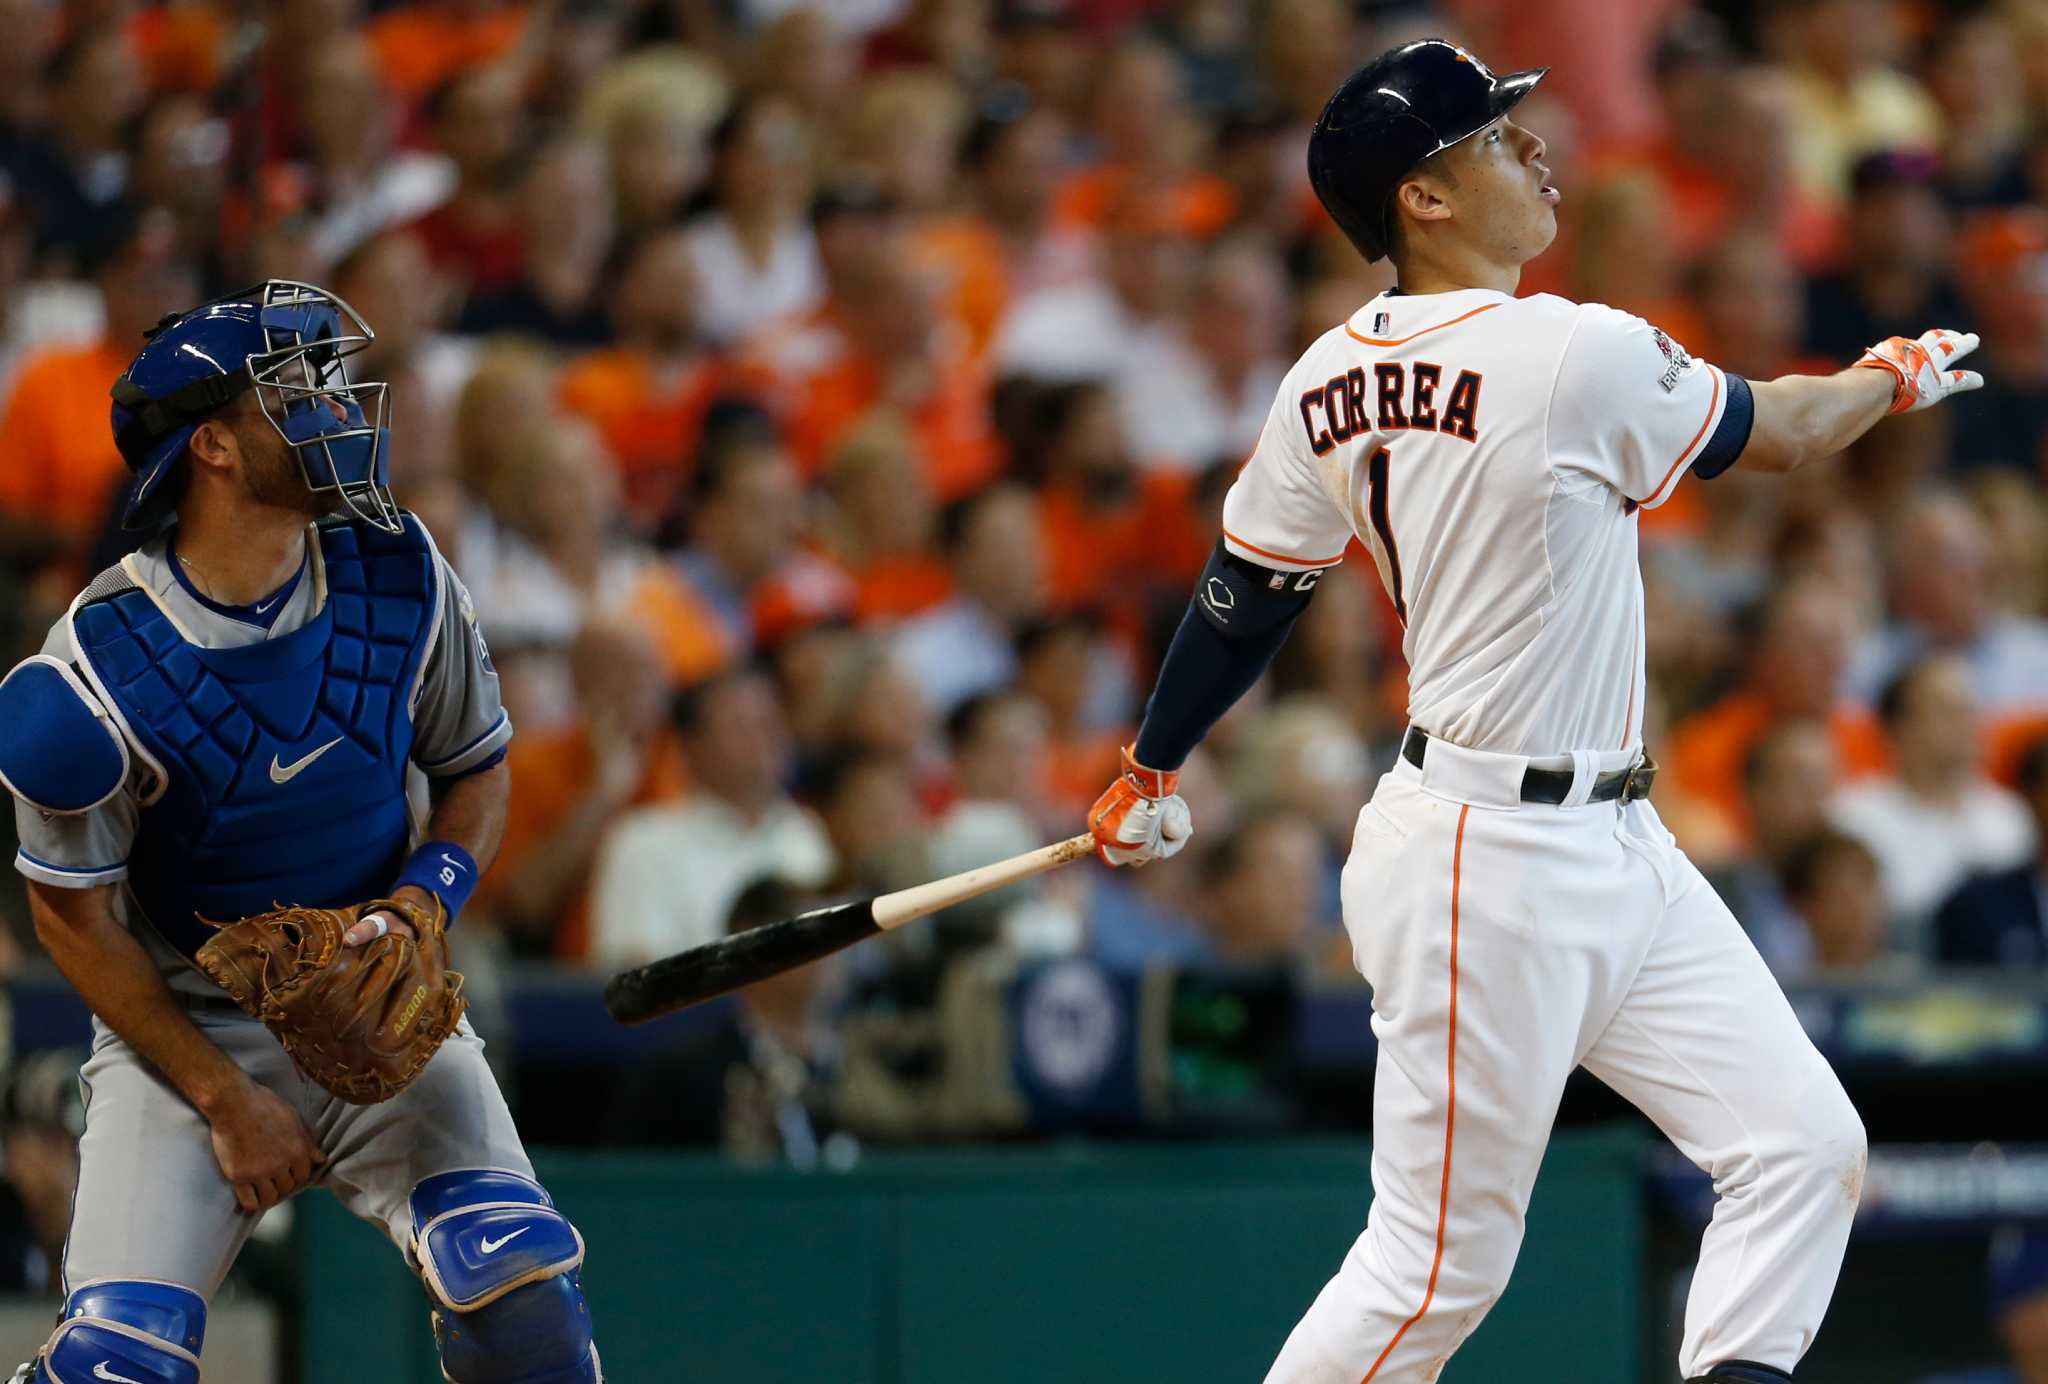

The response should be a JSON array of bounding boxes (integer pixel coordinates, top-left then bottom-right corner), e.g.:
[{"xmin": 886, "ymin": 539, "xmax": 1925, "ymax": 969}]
[{"xmin": 0, "ymin": 656, "xmax": 130, "ymax": 814}]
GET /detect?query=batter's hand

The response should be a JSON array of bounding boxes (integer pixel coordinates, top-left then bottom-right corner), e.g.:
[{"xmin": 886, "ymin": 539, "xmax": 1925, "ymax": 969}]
[
  {"xmin": 1855, "ymin": 328, "xmax": 1984, "ymax": 414},
  {"xmin": 1088, "ymin": 746, "xmax": 1193, "ymax": 867},
  {"xmin": 206, "ymin": 1078, "xmax": 327, "ymax": 1214}
]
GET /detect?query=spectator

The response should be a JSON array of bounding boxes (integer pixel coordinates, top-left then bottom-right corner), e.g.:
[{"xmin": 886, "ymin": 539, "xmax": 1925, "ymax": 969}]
[
  {"xmin": 994, "ymin": 195, "xmax": 1197, "ymax": 384},
  {"xmin": 1802, "ymin": 149, "xmax": 1968, "ymax": 365},
  {"xmin": 1830, "ymin": 654, "xmax": 2036, "ymax": 950},
  {"xmin": 1569, "ymin": 169, "xmax": 1704, "ymax": 347},
  {"xmin": 595, "ymin": 82, "xmax": 714, "ymax": 249},
  {"xmin": 1119, "ymin": 237, "xmax": 1288, "ymax": 472},
  {"xmin": 0, "ymin": 207, "xmax": 192, "ymax": 568},
  {"xmin": 3, "ymin": 25, "xmax": 144, "ymax": 271},
  {"xmin": 684, "ymin": 94, "xmax": 823, "ymax": 347},
  {"xmin": 288, "ymin": 35, "xmax": 457, "ymax": 265},
  {"xmin": 1849, "ymin": 490, "xmax": 2048, "ymax": 724},
  {"xmin": 1029, "ymin": 380, "xmax": 1209, "ymax": 610},
  {"xmin": 937, "ymin": 689, "xmax": 1057, "ymax": 836},
  {"xmin": 1707, "ymin": 718, "xmax": 1841, "ymax": 977},
  {"xmin": 1934, "ymin": 736, "xmax": 2048, "ymax": 968},
  {"xmin": 1924, "ymin": 10, "xmax": 2034, "ymax": 210},
  {"xmin": 405, "ymin": 62, "xmax": 528, "ymax": 298},
  {"xmin": 1948, "ymin": 209, "xmax": 2048, "ymax": 474},
  {"xmin": 742, "ymin": 180, "xmax": 1000, "ymax": 500},
  {"xmin": 669, "ymin": 413, "xmax": 808, "ymax": 671},
  {"xmin": 363, "ymin": 0, "xmax": 530, "ymax": 102},
  {"xmin": 1777, "ymin": 829, "xmax": 1889, "ymax": 978},
  {"xmin": 455, "ymin": 134, "xmax": 615, "ymax": 348},
  {"xmin": 811, "ymin": 748, "xmax": 928, "ymax": 895},
  {"xmin": 602, "ymin": 878, "xmax": 850, "ymax": 1162},
  {"xmin": 816, "ymin": 415, "xmax": 949, "ymax": 620},
  {"xmin": 1767, "ymin": 0, "xmax": 1942, "ymax": 206},
  {"xmin": 894, "ymin": 483, "xmax": 1049, "ymax": 716},
  {"xmin": 1015, "ymin": 612, "xmax": 1130, "ymax": 816},
  {"xmin": 1055, "ymin": 38, "xmax": 1234, "ymax": 239},
  {"xmin": 128, "ymin": 95, "xmax": 231, "ymax": 290},
  {"xmin": 1669, "ymin": 579, "xmax": 1888, "ymax": 827},
  {"xmin": 559, "ymin": 226, "xmax": 729, "ymax": 528},
  {"xmin": 587, "ymin": 668, "xmax": 836, "ymax": 966},
  {"xmin": 1198, "ymin": 814, "xmax": 1332, "ymax": 970},
  {"xmin": 479, "ymin": 619, "xmax": 683, "ymax": 961},
  {"xmin": 1690, "ymin": 229, "xmax": 1830, "ymax": 382},
  {"xmin": 0, "ymin": 174, "xmax": 101, "ymax": 404},
  {"xmin": 916, "ymin": 90, "xmax": 1099, "ymax": 357}
]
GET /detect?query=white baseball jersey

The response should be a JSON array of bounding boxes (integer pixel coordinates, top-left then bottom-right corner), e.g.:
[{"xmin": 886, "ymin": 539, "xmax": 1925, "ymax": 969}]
[{"xmin": 1222, "ymin": 286, "xmax": 1749, "ymax": 758}]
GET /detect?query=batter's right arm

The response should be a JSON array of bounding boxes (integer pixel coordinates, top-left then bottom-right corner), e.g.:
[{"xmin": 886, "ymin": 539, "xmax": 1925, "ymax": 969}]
[
  {"xmin": 27, "ymin": 881, "xmax": 324, "ymax": 1212},
  {"xmin": 1738, "ymin": 328, "xmax": 1984, "ymax": 473}
]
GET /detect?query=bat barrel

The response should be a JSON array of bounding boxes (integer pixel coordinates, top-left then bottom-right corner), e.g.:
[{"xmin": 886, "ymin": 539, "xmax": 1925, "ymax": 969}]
[{"xmin": 602, "ymin": 900, "xmax": 879, "ymax": 1025}]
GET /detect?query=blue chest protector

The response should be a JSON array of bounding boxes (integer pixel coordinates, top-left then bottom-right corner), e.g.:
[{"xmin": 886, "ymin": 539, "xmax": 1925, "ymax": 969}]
[{"xmin": 71, "ymin": 516, "xmax": 440, "ymax": 958}]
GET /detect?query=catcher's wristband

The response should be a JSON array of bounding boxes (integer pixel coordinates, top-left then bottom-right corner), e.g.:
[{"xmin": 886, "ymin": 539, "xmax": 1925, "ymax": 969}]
[{"xmin": 395, "ymin": 840, "xmax": 480, "ymax": 922}]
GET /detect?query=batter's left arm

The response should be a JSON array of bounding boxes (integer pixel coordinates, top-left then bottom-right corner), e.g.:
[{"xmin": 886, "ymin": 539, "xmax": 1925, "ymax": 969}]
[{"xmin": 1739, "ymin": 329, "xmax": 1983, "ymax": 473}]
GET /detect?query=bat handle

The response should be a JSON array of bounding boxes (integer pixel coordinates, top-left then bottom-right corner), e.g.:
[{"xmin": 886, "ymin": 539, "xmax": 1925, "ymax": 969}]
[{"xmin": 870, "ymin": 833, "xmax": 1095, "ymax": 930}]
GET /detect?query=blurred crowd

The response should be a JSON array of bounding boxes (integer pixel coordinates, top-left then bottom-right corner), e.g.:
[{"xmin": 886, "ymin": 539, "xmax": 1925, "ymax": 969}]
[{"xmin": 1, "ymin": 0, "xmax": 2048, "ymax": 1156}]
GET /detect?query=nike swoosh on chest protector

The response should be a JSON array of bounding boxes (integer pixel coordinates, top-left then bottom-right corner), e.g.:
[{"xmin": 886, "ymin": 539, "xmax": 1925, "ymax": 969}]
[{"xmin": 270, "ymin": 737, "xmax": 344, "ymax": 784}]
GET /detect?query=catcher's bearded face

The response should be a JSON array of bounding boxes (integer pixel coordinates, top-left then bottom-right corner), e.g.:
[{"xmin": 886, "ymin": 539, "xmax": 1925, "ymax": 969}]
[{"xmin": 229, "ymin": 392, "xmax": 342, "ymax": 519}]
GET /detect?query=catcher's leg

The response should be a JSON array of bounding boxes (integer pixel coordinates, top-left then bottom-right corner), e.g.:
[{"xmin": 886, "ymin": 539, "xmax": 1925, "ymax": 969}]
[
  {"xmin": 411, "ymin": 1170, "xmax": 600, "ymax": 1383},
  {"xmin": 318, "ymin": 1029, "xmax": 599, "ymax": 1381},
  {"xmin": 25, "ymin": 1281, "xmax": 206, "ymax": 1384}
]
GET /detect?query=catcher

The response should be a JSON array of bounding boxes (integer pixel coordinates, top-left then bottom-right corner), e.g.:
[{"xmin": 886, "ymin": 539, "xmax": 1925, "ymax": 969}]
[{"xmin": 0, "ymin": 282, "xmax": 602, "ymax": 1383}]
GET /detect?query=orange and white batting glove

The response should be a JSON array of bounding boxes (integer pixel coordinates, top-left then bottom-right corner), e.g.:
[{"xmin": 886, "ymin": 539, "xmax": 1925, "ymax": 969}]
[
  {"xmin": 1088, "ymin": 746, "xmax": 1193, "ymax": 868},
  {"xmin": 1855, "ymin": 328, "xmax": 1985, "ymax": 414}
]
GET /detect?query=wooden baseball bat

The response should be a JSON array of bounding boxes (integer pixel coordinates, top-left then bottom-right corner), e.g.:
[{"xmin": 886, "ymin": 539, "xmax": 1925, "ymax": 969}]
[{"xmin": 603, "ymin": 833, "xmax": 1097, "ymax": 1025}]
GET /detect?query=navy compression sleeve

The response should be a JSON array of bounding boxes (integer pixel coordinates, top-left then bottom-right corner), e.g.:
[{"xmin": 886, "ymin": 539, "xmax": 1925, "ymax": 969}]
[{"xmin": 1131, "ymin": 540, "xmax": 1326, "ymax": 771}]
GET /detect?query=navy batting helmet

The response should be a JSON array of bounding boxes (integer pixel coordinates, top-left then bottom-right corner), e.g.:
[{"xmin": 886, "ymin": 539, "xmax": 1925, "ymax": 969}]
[
  {"xmin": 109, "ymin": 280, "xmax": 398, "ymax": 532},
  {"xmin": 1307, "ymin": 39, "xmax": 1548, "ymax": 264}
]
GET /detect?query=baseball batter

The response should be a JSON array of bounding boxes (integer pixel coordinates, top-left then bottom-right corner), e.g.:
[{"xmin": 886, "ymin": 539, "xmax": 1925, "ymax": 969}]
[
  {"xmin": 0, "ymin": 283, "xmax": 601, "ymax": 1382},
  {"xmin": 1087, "ymin": 41, "xmax": 1984, "ymax": 1384}
]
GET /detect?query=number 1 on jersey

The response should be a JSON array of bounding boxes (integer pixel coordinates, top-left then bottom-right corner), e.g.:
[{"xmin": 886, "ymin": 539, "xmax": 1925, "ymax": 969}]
[{"xmin": 1366, "ymin": 445, "xmax": 1409, "ymax": 625}]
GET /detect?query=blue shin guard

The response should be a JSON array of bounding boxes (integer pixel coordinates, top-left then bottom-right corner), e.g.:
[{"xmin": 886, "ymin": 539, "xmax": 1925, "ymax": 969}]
[
  {"xmin": 38, "ymin": 1281, "xmax": 205, "ymax": 1384},
  {"xmin": 410, "ymin": 1171, "xmax": 600, "ymax": 1383}
]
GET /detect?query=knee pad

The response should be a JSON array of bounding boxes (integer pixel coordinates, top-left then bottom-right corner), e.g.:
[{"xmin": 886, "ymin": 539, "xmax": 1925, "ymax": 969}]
[
  {"xmin": 410, "ymin": 1170, "xmax": 599, "ymax": 1384},
  {"xmin": 38, "ymin": 1280, "xmax": 205, "ymax": 1384}
]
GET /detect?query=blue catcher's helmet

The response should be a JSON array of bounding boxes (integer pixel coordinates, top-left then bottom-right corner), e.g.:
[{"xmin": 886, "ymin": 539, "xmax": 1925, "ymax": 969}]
[{"xmin": 109, "ymin": 280, "xmax": 399, "ymax": 532}]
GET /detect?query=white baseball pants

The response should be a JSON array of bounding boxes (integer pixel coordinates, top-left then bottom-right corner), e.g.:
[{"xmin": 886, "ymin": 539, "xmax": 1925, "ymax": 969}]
[{"xmin": 1266, "ymin": 742, "xmax": 1865, "ymax": 1384}]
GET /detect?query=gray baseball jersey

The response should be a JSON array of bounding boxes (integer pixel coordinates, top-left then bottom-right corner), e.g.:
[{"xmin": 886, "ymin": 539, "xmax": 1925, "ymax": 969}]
[{"xmin": 13, "ymin": 520, "xmax": 510, "ymax": 990}]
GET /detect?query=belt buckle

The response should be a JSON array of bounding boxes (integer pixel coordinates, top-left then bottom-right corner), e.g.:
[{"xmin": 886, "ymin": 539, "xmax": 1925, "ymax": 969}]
[{"xmin": 1619, "ymin": 753, "xmax": 1658, "ymax": 804}]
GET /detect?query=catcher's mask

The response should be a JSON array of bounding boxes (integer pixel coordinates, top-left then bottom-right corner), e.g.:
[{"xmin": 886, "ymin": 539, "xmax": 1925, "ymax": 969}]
[{"xmin": 110, "ymin": 279, "xmax": 399, "ymax": 532}]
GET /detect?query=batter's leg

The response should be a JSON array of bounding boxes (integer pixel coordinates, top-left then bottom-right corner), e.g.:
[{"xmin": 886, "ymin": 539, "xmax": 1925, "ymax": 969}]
[
  {"xmin": 1580, "ymin": 841, "xmax": 1864, "ymax": 1380},
  {"xmin": 1265, "ymin": 784, "xmax": 1663, "ymax": 1384}
]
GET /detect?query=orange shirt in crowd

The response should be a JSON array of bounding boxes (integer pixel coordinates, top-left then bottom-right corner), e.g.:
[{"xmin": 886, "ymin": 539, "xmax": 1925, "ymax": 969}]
[
  {"xmin": 1045, "ymin": 728, "xmax": 1126, "ymax": 822},
  {"xmin": 847, "ymin": 556, "xmax": 952, "ymax": 621},
  {"xmin": 480, "ymin": 724, "xmax": 688, "ymax": 962},
  {"xmin": 364, "ymin": 3, "xmax": 527, "ymax": 100},
  {"xmin": 912, "ymin": 218, "xmax": 1009, "ymax": 361},
  {"xmin": 1036, "ymin": 472, "xmax": 1209, "ymax": 612},
  {"xmin": 742, "ymin": 309, "xmax": 1001, "ymax": 502},
  {"xmin": 622, "ymin": 561, "xmax": 737, "ymax": 687},
  {"xmin": 1668, "ymin": 691, "xmax": 1890, "ymax": 829},
  {"xmin": 0, "ymin": 340, "xmax": 132, "ymax": 544},
  {"xmin": 558, "ymin": 350, "xmax": 729, "ymax": 529},
  {"xmin": 130, "ymin": 4, "xmax": 230, "ymax": 95},
  {"xmin": 1055, "ymin": 166, "xmax": 1238, "ymax": 240},
  {"xmin": 1988, "ymin": 711, "xmax": 2048, "ymax": 789}
]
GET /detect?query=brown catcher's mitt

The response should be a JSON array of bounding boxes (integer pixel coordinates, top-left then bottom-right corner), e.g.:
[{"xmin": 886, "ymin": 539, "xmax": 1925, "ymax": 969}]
[{"xmin": 195, "ymin": 895, "xmax": 467, "ymax": 1105}]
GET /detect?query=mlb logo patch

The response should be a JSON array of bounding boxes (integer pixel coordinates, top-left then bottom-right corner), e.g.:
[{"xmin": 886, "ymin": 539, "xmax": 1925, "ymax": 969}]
[{"xmin": 1373, "ymin": 312, "xmax": 1392, "ymax": 335}]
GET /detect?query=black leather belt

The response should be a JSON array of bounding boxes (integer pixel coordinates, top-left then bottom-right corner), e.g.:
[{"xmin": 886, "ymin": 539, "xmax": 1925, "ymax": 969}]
[{"xmin": 1401, "ymin": 727, "xmax": 1658, "ymax": 805}]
